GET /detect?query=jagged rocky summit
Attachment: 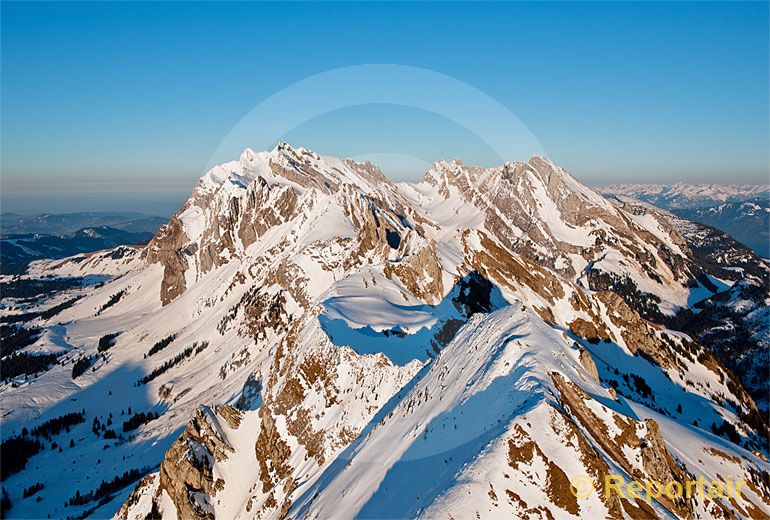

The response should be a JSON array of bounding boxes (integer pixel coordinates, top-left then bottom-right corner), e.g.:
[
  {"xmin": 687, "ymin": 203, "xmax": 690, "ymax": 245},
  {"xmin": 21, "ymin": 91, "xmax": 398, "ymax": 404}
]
[{"xmin": 2, "ymin": 143, "xmax": 768, "ymax": 519}]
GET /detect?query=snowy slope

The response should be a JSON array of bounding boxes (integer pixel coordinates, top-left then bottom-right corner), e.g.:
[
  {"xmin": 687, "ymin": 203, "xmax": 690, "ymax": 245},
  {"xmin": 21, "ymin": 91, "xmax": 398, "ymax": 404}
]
[{"xmin": 290, "ymin": 305, "xmax": 769, "ymax": 519}]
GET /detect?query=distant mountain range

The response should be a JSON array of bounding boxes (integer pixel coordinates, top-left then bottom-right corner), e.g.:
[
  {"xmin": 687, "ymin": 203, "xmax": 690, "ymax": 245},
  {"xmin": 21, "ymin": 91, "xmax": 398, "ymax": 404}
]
[
  {"xmin": 602, "ymin": 182, "xmax": 769, "ymax": 210},
  {"xmin": 674, "ymin": 200, "xmax": 769, "ymax": 258},
  {"xmin": 1, "ymin": 212, "xmax": 167, "ymax": 236},
  {"xmin": 0, "ymin": 212, "xmax": 166, "ymax": 274},
  {"xmin": 603, "ymin": 183, "xmax": 769, "ymax": 257}
]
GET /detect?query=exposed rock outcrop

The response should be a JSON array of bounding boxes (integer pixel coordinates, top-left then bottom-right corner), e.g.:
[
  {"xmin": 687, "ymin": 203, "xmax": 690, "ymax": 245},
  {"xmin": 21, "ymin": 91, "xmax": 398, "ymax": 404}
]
[
  {"xmin": 155, "ymin": 406, "xmax": 242, "ymax": 520},
  {"xmin": 143, "ymin": 217, "xmax": 191, "ymax": 306}
]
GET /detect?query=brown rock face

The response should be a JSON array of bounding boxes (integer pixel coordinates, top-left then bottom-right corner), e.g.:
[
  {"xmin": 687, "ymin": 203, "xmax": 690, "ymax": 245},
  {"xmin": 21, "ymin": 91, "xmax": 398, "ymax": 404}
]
[
  {"xmin": 506, "ymin": 423, "xmax": 581, "ymax": 516},
  {"xmin": 254, "ymin": 405, "xmax": 295, "ymax": 516},
  {"xmin": 595, "ymin": 291, "xmax": 664, "ymax": 359},
  {"xmin": 144, "ymin": 217, "xmax": 191, "ymax": 306},
  {"xmin": 384, "ymin": 246, "xmax": 444, "ymax": 304},
  {"xmin": 155, "ymin": 406, "xmax": 241, "ymax": 520},
  {"xmin": 578, "ymin": 348, "xmax": 600, "ymax": 382},
  {"xmin": 640, "ymin": 420, "xmax": 682, "ymax": 484},
  {"xmin": 237, "ymin": 179, "xmax": 298, "ymax": 249},
  {"xmin": 466, "ymin": 230, "xmax": 565, "ymax": 305},
  {"xmin": 570, "ymin": 318, "xmax": 608, "ymax": 344},
  {"xmin": 551, "ymin": 373, "xmax": 693, "ymax": 518}
]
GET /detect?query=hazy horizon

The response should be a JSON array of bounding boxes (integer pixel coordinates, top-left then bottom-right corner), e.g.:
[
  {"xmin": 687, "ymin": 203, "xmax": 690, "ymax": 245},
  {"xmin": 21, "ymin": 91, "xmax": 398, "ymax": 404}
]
[{"xmin": 2, "ymin": 141, "xmax": 769, "ymax": 216}]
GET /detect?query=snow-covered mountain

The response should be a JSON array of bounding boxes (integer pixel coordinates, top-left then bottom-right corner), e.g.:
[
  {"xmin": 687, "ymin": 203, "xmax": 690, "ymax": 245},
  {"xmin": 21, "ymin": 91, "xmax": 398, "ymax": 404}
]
[
  {"xmin": 602, "ymin": 182, "xmax": 769, "ymax": 210},
  {"xmin": 663, "ymin": 211, "xmax": 770, "ymax": 416},
  {"xmin": 671, "ymin": 199, "xmax": 770, "ymax": 258},
  {"xmin": 1, "ymin": 144, "xmax": 768, "ymax": 520},
  {"xmin": 602, "ymin": 184, "xmax": 770, "ymax": 257},
  {"xmin": 1, "ymin": 213, "xmax": 166, "ymax": 274},
  {"xmin": 0, "ymin": 226, "xmax": 160, "ymax": 275}
]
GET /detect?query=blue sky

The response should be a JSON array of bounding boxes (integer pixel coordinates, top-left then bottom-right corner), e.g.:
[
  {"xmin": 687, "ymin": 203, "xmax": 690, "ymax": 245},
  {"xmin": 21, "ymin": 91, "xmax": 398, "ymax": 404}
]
[{"xmin": 1, "ymin": 1, "xmax": 768, "ymax": 215}]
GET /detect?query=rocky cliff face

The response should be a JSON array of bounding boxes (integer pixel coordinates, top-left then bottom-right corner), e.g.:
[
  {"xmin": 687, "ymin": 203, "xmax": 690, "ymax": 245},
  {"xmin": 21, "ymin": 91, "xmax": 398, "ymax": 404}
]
[
  {"xmin": 3, "ymin": 145, "xmax": 768, "ymax": 520},
  {"xmin": 158, "ymin": 406, "xmax": 241, "ymax": 519}
]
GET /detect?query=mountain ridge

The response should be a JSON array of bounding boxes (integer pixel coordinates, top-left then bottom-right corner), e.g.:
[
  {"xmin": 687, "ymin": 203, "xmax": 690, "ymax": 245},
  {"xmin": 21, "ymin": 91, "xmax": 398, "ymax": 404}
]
[
  {"xmin": 602, "ymin": 182, "xmax": 769, "ymax": 210},
  {"xmin": 1, "ymin": 145, "xmax": 768, "ymax": 520}
]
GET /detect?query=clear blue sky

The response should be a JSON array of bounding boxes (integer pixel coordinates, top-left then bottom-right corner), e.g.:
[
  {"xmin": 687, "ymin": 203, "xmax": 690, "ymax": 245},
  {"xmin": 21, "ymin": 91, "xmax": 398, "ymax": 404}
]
[{"xmin": 1, "ymin": 1, "xmax": 768, "ymax": 215}]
